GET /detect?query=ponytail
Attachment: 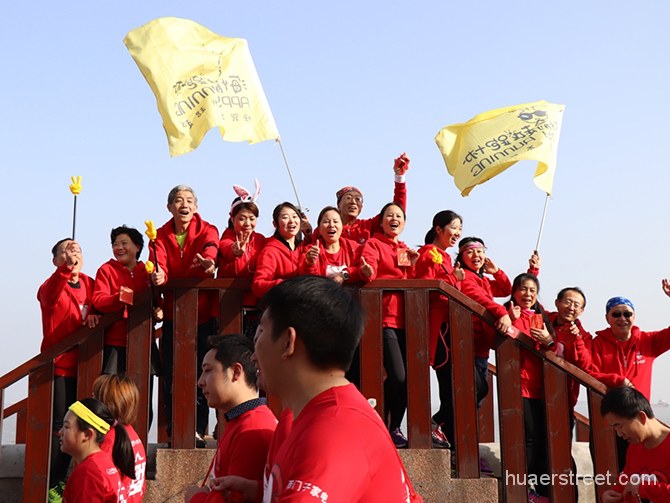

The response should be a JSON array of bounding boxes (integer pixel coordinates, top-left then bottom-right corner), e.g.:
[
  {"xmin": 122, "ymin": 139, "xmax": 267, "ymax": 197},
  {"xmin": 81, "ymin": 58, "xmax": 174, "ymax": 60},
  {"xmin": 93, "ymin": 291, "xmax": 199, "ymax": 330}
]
[{"xmin": 111, "ymin": 423, "xmax": 136, "ymax": 480}]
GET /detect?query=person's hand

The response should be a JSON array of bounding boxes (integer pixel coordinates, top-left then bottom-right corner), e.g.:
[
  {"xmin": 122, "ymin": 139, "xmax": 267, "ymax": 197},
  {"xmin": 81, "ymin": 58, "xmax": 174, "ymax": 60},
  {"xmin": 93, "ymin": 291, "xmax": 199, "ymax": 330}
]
[
  {"xmin": 508, "ymin": 300, "xmax": 521, "ymax": 320},
  {"xmin": 393, "ymin": 152, "xmax": 410, "ymax": 175},
  {"xmin": 623, "ymin": 378, "xmax": 635, "ymax": 388},
  {"xmin": 483, "ymin": 257, "xmax": 499, "ymax": 274},
  {"xmin": 568, "ymin": 321, "xmax": 581, "ymax": 338},
  {"xmin": 196, "ymin": 253, "xmax": 216, "ymax": 274},
  {"xmin": 332, "ymin": 273, "xmax": 345, "ymax": 285},
  {"xmin": 232, "ymin": 231, "xmax": 250, "ymax": 257},
  {"xmin": 84, "ymin": 313, "xmax": 101, "ymax": 328},
  {"xmin": 453, "ymin": 261, "xmax": 465, "ymax": 282},
  {"xmin": 305, "ymin": 241, "xmax": 320, "ymax": 266},
  {"xmin": 64, "ymin": 241, "xmax": 82, "ymax": 273},
  {"xmin": 299, "ymin": 212, "xmax": 312, "ymax": 240},
  {"xmin": 529, "ymin": 251, "xmax": 540, "ymax": 270},
  {"xmin": 151, "ymin": 269, "xmax": 166, "ymax": 286},
  {"xmin": 153, "ymin": 307, "xmax": 164, "ymax": 323},
  {"xmin": 407, "ymin": 248, "xmax": 419, "ymax": 266},
  {"xmin": 601, "ymin": 489, "xmax": 624, "ymax": 503},
  {"xmin": 184, "ymin": 485, "xmax": 209, "ymax": 502},
  {"xmin": 662, "ymin": 278, "xmax": 670, "ymax": 298},
  {"xmin": 209, "ymin": 475, "xmax": 258, "ymax": 502},
  {"xmin": 530, "ymin": 324, "xmax": 553, "ymax": 347},
  {"xmin": 360, "ymin": 257, "xmax": 373, "ymax": 278},
  {"xmin": 495, "ymin": 314, "xmax": 512, "ymax": 334},
  {"xmin": 622, "ymin": 479, "xmax": 641, "ymax": 501}
]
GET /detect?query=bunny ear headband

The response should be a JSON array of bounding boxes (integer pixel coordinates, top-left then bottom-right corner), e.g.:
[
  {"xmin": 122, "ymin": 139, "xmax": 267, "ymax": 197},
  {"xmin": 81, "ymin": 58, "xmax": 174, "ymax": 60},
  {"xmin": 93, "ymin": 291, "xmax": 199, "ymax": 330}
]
[{"xmin": 230, "ymin": 178, "xmax": 261, "ymax": 215}]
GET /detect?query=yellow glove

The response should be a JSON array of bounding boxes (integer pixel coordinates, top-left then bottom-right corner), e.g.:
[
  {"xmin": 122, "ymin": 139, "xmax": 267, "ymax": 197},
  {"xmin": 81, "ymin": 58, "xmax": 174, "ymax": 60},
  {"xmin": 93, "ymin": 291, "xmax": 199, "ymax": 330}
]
[
  {"xmin": 145, "ymin": 260, "xmax": 155, "ymax": 274},
  {"xmin": 69, "ymin": 176, "xmax": 82, "ymax": 195},
  {"xmin": 428, "ymin": 247, "xmax": 443, "ymax": 265},
  {"xmin": 145, "ymin": 220, "xmax": 157, "ymax": 241}
]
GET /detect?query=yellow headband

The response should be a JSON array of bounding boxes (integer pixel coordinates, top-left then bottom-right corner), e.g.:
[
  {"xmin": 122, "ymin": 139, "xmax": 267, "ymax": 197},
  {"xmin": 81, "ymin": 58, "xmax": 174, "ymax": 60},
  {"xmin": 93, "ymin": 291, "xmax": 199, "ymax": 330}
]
[{"xmin": 68, "ymin": 401, "xmax": 110, "ymax": 435}]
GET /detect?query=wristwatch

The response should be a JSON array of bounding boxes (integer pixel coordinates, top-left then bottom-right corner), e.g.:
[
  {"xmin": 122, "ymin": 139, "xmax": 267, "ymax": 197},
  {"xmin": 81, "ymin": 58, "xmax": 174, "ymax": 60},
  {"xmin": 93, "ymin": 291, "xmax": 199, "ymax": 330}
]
[{"xmin": 341, "ymin": 270, "xmax": 350, "ymax": 281}]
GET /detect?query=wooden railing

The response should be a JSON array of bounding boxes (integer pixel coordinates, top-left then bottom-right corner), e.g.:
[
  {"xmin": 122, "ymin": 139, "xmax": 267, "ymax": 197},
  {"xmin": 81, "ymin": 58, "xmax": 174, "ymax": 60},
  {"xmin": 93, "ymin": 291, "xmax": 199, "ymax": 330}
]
[{"xmin": 1, "ymin": 278, "xmax": 617, "ymax": 502}]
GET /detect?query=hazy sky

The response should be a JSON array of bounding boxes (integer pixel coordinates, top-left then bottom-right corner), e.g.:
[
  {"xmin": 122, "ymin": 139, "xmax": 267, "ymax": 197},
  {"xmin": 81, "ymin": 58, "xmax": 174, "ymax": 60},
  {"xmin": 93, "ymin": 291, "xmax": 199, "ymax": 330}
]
[{"xmin": 2, "ymin": 1, "xmax": 670, "ymax": 406}]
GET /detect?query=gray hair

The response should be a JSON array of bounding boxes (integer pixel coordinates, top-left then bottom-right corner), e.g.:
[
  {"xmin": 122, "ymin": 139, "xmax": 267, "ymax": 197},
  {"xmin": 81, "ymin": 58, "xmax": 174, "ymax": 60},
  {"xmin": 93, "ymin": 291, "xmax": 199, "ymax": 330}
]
[{"xmin": 167, "ymin": 185, "xmax": 197, "ymax": 205}]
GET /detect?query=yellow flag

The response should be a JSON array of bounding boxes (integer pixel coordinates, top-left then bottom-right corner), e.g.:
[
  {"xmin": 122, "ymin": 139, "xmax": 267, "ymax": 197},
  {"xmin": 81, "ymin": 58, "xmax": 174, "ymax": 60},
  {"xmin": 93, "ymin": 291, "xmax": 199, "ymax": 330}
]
[
  {"xmin": 124, "ymin": 17, "xmax": 279, "ymax": 157},
  {"xmin": 435, "ymin": 100, "xmax": 564, "ymax": 196}
]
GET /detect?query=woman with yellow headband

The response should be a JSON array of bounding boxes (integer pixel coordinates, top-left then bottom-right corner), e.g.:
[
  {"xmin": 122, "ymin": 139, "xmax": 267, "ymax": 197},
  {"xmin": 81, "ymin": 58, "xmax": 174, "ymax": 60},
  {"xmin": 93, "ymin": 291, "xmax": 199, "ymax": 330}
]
[{"xmin": 59, "ymin": 397, "xmax": 135, "ymax": 502}]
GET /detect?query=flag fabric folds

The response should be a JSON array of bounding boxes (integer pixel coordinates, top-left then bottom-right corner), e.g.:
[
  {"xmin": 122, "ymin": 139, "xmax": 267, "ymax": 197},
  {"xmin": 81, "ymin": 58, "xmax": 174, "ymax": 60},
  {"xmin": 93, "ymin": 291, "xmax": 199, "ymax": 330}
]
[
  {"xmin": 435, "ymin": 100, "xmax": 564, "ymax": 196},
  {"xmin": 124, "ymin": 17, "xmax": 279, "ymax": 157}
]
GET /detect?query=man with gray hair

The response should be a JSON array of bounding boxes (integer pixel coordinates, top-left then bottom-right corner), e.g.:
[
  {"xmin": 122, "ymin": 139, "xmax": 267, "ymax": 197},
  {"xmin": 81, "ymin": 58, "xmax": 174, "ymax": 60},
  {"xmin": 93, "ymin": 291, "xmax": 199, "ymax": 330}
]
[{"xmin": 150, "ymin": 185, "xmax": 219, "ymax": 447}]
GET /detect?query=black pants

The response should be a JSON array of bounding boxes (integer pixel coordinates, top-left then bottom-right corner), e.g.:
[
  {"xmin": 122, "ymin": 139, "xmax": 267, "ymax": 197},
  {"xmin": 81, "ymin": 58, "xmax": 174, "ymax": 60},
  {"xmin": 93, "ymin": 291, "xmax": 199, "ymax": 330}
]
[
  {"xmin": 160, "ymin": 318, "xmax": 216, "ymax": 436},
  {"xmin": 524, "ymin": 397, "xmax": 550, "ymax": 497},
  {"xmin": 50, "ymin": 376, "xmax": 77, "ymax": 487},
  {"xmin": 383, "ymin": 328, "xmax": 407, "ymax": 430}
]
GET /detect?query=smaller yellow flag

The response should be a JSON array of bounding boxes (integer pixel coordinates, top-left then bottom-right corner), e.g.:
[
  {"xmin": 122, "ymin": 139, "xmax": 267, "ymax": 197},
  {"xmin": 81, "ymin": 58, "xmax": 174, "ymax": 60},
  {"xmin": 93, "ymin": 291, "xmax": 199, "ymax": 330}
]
[{"xmin": 435, "ymin": 101, "xmax": 564, "ymax": 196}]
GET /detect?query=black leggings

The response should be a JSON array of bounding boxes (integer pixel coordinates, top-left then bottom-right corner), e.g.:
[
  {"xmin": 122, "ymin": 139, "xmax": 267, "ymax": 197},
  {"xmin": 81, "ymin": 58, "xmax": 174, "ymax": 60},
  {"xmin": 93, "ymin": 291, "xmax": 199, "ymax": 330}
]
[
  {"xmin": 50, "ymin": 376, "xmax": 77, "ymax": 487},
  {"xmin": 524, "ymin": 397, "xmax": 550, "ymax": 497},
  {"xmin": 383, "ymin": 328, "xmax": 407, "ymax": 430}
]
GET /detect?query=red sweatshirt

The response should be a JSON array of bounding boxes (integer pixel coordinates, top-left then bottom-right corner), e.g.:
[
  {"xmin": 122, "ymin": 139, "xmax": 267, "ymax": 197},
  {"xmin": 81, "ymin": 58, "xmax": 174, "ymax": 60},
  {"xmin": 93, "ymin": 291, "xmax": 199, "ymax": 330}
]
[
  {"xmin": 92, "ymin": 259, "xmax": 150, "ymax": 347},
  {"xmin": 341, "ymin": 181, "xmax": 407, "ymax": 245},
  {"xmin": 360, "ymin": 233, "xmax": 414, "ymax": 329},
  {"xmin": 414, "ymin": 244, "xmax": 461, "ymax": 366},
  {"xmin": 217, "ymin": 228, "xmax": 267, "ymax": 307},
  {"xmin": 150, "ymin": 213, "xmax": 219, "ymax": 323},
  {"xmin": 547, "ymin": 313, "xmax": 594, "ymax": 408},
  {"xmin": 252, "ymin": 237, "xmax": 302, "ymax": 300},
  {"xmin": 459, "ymin": 268, "xmax": 511, "ymax": 358},
  {"xmin": 38, "ymin": 264, "xmax": 95, "ymax": 377},
  {"xmin": 590, "ymin": 325, "xmax": 670, "ymax": 400},
  {"xmin": 513, "ymin": 311, "xmax": 546, "ymax": 399},
  {"xmin": 298, "ymin": 236, "xmax": 365, "ymax": 283}
]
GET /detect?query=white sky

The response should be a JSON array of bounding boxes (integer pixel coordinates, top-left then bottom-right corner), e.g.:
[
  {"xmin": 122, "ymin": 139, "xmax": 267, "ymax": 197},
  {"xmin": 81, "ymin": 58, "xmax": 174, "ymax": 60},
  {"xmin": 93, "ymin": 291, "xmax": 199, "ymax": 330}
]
[{"xmin": 2, "ymin": 1, "xmax": 670, "ymax": 406}]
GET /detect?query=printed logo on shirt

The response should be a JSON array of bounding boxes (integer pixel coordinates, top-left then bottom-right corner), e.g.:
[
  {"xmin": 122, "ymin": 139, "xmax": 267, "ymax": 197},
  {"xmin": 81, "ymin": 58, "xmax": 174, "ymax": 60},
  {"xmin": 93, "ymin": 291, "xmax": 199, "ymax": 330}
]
[
  {"xmin": 635, "ymin": 351, "xmax": 646, "ymax": 365},
  {"xmin": 284, "ymin": 479, "xmax": 329, "ymax": 501}
]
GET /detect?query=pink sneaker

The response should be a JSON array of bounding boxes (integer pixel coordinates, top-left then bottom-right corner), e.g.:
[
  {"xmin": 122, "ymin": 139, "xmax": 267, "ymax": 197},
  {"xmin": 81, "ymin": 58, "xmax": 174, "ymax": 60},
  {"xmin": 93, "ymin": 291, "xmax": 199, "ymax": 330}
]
[{"xmin": 527, "ymin": 489, "xmax": 550, "ymax": 503}]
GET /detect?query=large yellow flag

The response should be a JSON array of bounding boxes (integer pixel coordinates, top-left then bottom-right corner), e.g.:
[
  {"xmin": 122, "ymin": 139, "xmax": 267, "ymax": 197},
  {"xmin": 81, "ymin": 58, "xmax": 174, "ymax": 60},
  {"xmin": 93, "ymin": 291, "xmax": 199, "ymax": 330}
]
[
  {"xmin": 124, "ymin": 17, "xmax": 279, "ymax": 157},
  {"xmin": 435, "ymin": 101, "xmax": 564, "ymax": 196}
]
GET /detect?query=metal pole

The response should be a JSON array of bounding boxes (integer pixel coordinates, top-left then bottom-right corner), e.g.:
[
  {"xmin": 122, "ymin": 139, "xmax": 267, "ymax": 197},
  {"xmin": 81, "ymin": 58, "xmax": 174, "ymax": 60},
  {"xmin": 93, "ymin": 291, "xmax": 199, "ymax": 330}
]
[{"xmin": 534, "ymin": 193, "xmax": 550, "ymax": 253}]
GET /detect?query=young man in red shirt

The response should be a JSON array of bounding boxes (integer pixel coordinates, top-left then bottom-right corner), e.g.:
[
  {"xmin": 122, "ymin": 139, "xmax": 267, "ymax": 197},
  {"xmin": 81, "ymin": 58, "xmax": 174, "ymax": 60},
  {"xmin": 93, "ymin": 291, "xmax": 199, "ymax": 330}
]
[
  {"xmin": 38, "ymin": 238, "xmax": 100, "ymax": 488},
  {"xmin": 186, "ymin": 334, "xmax": 277, "ymax": 503}
]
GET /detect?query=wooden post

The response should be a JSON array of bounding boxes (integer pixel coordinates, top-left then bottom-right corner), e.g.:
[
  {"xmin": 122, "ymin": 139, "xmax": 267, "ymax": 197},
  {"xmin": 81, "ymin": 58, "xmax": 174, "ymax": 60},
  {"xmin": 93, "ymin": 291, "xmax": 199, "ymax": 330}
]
[
  {"xmin": 127, "ymin": 300, "xmax": 154, "ymax": 448},
  {"xmin": 358, "ymin": 288, "xmax": 385, "ymax": 419}
]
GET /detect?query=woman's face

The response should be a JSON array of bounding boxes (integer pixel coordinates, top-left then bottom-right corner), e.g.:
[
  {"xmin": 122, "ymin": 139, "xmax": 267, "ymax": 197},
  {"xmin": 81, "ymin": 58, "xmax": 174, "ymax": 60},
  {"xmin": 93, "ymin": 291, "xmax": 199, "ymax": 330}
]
[
  {"xmin": 461, "ymin": 246, "xmax": 485, "ymax": 271},
  {"xmin": 59, "ymin": 411, "xmax": 85, "ymax": 456},
  {"xmin": 112, "ymin": 233, "xmax": 139, "ymax": 267},
  {"xmin": 233, "ymin": 209, "xmax": 257, "ymax": 235},
  {"xmin": 318, "ymin": 210, "xmax": 342, "ymax": 244},
  {"xmin": 381, "ymin": 205, "xmax": 405, "ymax": 238},
  {"xmin": 274, "ymin": 206, "xmax": 301, "ymax": 240},
  {"xmin": 435, "ymin": 218, "xmax": 462, "ymax": 249},
  {"xmin": 513, "ymin": 279, "xmax": 539, "ymax": 310}
]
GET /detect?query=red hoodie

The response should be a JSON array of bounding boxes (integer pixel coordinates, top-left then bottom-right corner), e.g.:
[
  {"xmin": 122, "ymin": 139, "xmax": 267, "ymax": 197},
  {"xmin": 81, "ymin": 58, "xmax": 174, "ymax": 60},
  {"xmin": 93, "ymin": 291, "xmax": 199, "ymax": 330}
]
[
  {"xmin": 217, "ymin": 228, "xmax": 267, "ymax": 307},
  {"xmin": 341, "ymin": 181, "xmax": 407, "ymax": 245},
  {"xmin": 298, "ymin": 236, "xmax": 365, "ymax": 283},
  {"xmin": 513, "ymin": 310, "xmax": 546, "ymax": 399},
  {"xmin": 92, "ymin": 259, "xmax": 151, "ymax": 347},
  {"xmin": 38, "ymin": 264, "xmax": 95, "ymax": 377},
  {"xmin": 360, "ymin": 233, "xmax": 414, "ymax": 329},
  {"xmin": 459, "ymin": 268, "xmax": 511, "ymax": 358},
  {"xmin": 414, "ymin": 244, "xmax": 461, "ymax": 366},
  {"xmin": 252, "ymin": 236, "xmax": 302, "ymax": 299},
  {"xmin": 150, "ymin": 213, "xmax": 219, "ymax": 323},
  {"xmin": 590, "ymin": 325, "xmax": 670, "ymax": 400}
]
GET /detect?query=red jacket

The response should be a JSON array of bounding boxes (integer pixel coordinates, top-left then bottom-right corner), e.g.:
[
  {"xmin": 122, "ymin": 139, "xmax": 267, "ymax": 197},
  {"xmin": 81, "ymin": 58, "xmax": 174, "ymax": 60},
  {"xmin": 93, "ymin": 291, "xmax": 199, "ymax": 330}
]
[
  {"xmin": 150, "ymin": 213, "xmax": 219, "ymax": 322},
  {"xmin": 252, "ymin": 237, "xmax": 302, "ymax": 300},
  {"xmin": 38, "ymin": 264, "xmax": 95, "ymax": 377},
  {"xmin": 459, "ymin": 268, "xmax": 511, "ymax": 358},
  {"xmin": 217, "ymin": 228, "xmax": 267, "ymax": 307},
  {"xmin": 92, "ymin": 259, "xmax": 150, "ymax": 347},
  {"xmin": 360, "ymin": 233, "xmax": 414, "ymax": 329},
  {"xmin": 513, "ymin": 311, "xmax": 546, "ymax": 399},
  {"xmin": 414, "ymin": 244, "xmax": 461, "ymax": 366},
  {"xmin": 547, "ymin": 313, "xmax": 594, "ymax": 408},
  {"xmin": 590, "ymin": 325, "xmax": 670, "ymax": 399},
  {"xmin": 341, "ymin": 181, "xmax": 407, "ymax": 245},
  {"xmin": 298, "ymin": 236, "xmax": 365, "ymax": 283}
]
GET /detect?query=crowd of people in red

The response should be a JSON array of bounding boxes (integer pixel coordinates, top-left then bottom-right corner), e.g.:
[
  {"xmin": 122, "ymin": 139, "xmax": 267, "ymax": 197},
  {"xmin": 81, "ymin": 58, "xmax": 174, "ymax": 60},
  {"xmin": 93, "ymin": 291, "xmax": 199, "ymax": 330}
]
[{"xmin": 37, "ymin": 153, "xmax": 670, "ymax": 502}]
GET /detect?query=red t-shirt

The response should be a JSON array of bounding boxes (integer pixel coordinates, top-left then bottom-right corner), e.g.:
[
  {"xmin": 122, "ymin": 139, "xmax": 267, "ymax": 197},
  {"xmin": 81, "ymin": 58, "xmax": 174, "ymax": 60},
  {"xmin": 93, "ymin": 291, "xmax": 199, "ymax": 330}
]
[
  {"xmin": 267, "ymin": 384, "xmax": 422, "ymax": 502},
  {"xmin": 101, "ymin": 425, "xmax": 146, "ymax": 502},
  {"xmin": 616, "ymin": 431, "xmax": 670, "ymax": 501},
  {"xmin": 63, "ymin": 450, "xmax": 125, "ymax": 503}
]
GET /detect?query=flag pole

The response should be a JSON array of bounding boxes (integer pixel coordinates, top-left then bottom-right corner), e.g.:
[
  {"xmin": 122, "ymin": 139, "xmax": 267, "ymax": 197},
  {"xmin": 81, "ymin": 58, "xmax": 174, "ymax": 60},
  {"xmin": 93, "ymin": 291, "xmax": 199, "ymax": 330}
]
[
  {"xmin": 534, "ymin": 193, "xmax": 550, "ymax": 253},
  {"xmin": 276, "ymin": 138, "xmax": 304, "ymax": 211},
  {"xmin": 72, "ymin": 195, "xmax": 78, "ymax": 239}
]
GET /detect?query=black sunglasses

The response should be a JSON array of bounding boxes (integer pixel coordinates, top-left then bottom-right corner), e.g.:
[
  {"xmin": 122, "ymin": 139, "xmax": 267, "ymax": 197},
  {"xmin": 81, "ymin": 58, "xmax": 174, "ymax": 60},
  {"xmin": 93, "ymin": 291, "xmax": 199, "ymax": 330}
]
[{"xmin": 611, "ymin": 311, "xmax": 634, "ymax": 318}]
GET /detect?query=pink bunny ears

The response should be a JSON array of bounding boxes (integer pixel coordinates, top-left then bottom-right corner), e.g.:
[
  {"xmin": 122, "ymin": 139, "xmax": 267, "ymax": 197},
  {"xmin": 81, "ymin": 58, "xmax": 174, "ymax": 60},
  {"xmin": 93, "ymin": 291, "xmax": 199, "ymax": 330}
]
[{"xmin": 230, "ymin": 178, "xmax": 261, "ymax": 214}]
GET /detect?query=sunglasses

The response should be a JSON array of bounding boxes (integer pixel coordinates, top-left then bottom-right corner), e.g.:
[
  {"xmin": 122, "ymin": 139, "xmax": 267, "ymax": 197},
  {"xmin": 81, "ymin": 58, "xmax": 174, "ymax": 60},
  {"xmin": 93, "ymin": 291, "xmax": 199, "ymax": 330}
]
[{"xmin": 611, "ymin": 311, "xmax": 634, "ymax": 319}]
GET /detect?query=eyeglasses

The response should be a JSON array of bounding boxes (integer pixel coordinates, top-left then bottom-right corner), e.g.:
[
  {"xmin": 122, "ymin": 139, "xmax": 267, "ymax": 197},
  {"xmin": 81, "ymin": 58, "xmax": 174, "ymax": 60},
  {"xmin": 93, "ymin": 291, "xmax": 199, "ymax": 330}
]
[
  {"xmin": 341, "ymin": 195, "xmax": 363, "ymax": 205},
  {"xmin": 611, "ymin": 311, "xmax": 634, "ymax": 319},
  {"xmin": 560, "ymin": 299, "xmax": 583, "ymax": 309}
]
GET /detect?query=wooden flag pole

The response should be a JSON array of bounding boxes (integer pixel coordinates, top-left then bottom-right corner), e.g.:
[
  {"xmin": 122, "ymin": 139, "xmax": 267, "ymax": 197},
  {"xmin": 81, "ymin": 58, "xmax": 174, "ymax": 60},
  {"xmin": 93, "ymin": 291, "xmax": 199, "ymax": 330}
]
[
  {"xmin": 534, "ymin": 193, "xmax": 550, "ymax": 253},
  {"xmin": 277, "ymin": 138, "xmax": 304, "ymax": 212}
]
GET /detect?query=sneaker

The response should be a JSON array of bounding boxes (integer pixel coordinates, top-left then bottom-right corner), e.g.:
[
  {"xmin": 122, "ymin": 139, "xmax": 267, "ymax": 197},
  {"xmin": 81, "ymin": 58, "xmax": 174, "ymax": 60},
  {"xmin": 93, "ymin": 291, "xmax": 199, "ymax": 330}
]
[
  {"xmin": 431, "ymin": 423, "xmax": 451, "ymax": 449},
  {"xmin": 195, "ymin": 432, "xmax": 207, "ymax": 448},
  {"xmin": 527, "ymin": 489, "xmax": 550, "ymax": 503},
  {"xmin": 390, "ymin": 428, "xmax": 409, "ymax": 449}
]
